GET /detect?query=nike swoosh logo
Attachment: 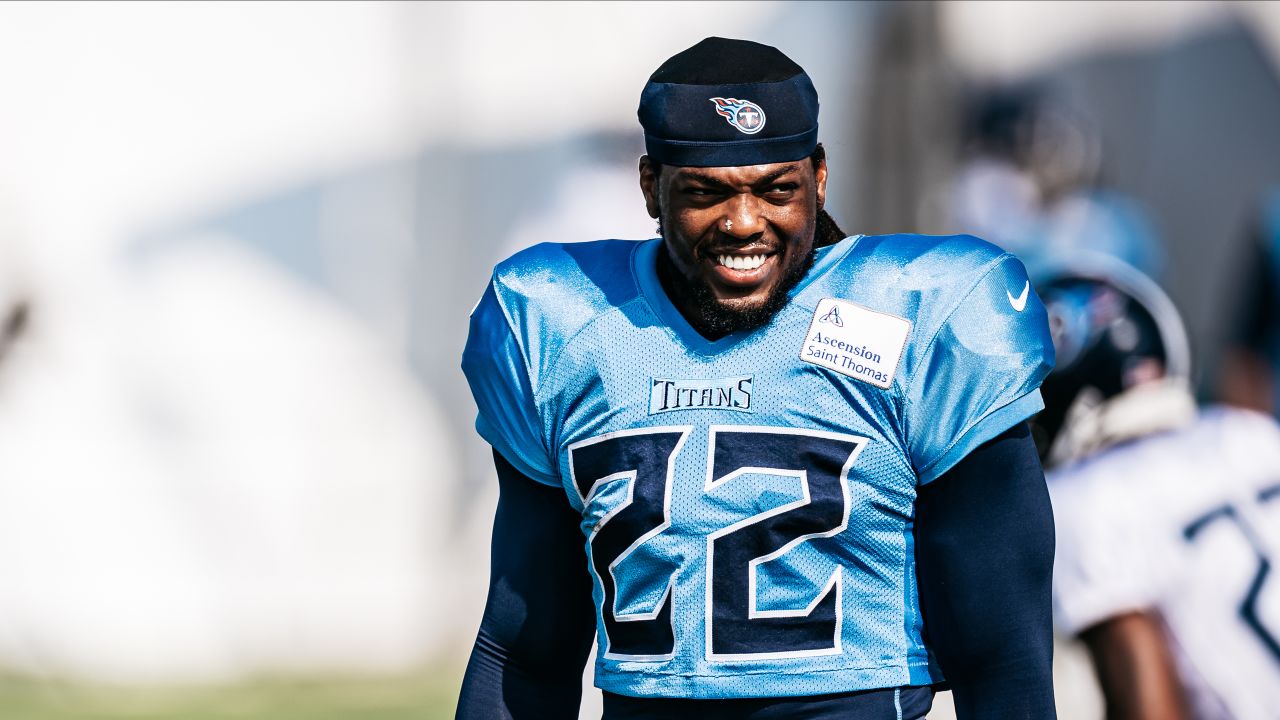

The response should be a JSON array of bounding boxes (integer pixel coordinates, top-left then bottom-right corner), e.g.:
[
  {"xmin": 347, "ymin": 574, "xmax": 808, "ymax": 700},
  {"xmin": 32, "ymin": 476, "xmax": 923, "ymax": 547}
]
[{"xmin": 1007, "ymin": 281, "xmax": 1029, "ymax": 312}]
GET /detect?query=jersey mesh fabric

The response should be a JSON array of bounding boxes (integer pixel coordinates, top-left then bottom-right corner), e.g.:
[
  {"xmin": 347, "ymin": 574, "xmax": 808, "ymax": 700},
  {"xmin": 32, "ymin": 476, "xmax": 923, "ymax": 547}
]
[{"xmin": 462, "ymin": 233, "xmax": 1053, "ymax": 699}]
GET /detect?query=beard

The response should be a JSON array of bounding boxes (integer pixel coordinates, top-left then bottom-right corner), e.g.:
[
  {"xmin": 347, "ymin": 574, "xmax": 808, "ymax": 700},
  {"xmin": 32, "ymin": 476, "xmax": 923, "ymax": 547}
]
[{"xmin": 659, "ymin": 246, "xmax": 817, "ymax": 339}]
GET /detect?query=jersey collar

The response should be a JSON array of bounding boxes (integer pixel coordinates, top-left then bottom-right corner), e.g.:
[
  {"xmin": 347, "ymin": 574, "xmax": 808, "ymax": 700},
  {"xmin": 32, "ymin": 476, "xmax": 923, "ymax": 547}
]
[{"xmin": 632, "ymin": 235, "xmax": 862, "ymax": 355}]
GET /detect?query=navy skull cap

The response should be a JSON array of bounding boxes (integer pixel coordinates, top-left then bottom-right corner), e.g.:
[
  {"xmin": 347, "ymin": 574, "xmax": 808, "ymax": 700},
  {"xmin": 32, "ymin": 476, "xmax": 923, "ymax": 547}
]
[{"xmin": 638, "ymin": 37, "xmax": 819, "ymax": 167}]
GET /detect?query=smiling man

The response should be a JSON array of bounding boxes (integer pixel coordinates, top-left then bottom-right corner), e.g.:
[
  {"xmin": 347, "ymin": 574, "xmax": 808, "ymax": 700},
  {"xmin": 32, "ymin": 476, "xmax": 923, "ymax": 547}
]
[
  {"xmin": 458, "ymin": 38, "xmax": 1057, "ymax": 720},
  {"xmin": 644, "ymin": 157, "xmax": 822, "ymax": 337}
]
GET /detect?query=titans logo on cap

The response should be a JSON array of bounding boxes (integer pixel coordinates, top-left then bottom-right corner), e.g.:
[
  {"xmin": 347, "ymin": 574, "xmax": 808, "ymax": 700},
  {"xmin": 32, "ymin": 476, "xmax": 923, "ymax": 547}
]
[
  {"xmin": 638, "ymin": 37, "xmax": 818, "ymax": 166},
  {"xmin": 709, "ymin": 97, "xmax": 766, "ymax": 135}
]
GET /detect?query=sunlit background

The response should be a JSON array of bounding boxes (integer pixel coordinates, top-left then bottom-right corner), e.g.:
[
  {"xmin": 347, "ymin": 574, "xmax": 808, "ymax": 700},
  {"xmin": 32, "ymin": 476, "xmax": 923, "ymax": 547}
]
[{"xmin": 0, "ymin": 1, "xmax": 1278, "ymax": 718}]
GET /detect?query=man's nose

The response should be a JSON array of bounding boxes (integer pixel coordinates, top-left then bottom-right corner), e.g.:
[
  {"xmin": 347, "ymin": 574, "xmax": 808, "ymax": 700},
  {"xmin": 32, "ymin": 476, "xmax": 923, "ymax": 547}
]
[{"xmin": 723, "ymin": 195, "xmax": 765, "ymax": 238}]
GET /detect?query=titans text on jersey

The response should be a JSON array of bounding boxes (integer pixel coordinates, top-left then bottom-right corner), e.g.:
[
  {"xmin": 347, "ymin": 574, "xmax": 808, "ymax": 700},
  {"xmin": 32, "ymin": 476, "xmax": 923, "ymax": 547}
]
[{"xmin": 462, "ymin": 232, "xmax": 1054, "ymax": 699}]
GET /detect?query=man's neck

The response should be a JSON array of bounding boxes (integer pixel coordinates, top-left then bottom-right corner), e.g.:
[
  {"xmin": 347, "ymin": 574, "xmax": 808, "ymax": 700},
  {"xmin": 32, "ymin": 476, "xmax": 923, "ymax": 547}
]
[
  {"xmin": 655, "ymin": 248, "xmax": 730, "ymax": 341},
  {"xmin": 652, "ymin": 241, "xmax": 817, "ymax": 341}
]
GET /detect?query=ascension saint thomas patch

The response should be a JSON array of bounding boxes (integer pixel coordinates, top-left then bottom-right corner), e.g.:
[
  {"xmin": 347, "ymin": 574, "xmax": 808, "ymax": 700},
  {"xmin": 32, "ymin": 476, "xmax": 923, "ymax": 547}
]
[{"xmin": 800, "ymin": 299, "xmax": 910, "ymax": 389}]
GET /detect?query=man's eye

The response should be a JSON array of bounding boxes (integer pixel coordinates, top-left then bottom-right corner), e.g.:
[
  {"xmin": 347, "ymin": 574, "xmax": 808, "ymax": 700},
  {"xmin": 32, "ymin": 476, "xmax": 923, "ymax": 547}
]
[
  {"xmin": 764, "ymin": 184, "xmax": 798, "ymax": 197},
  {"xmin": 684, "ymin": 187, "xmax": 718, "ymax": 197}
]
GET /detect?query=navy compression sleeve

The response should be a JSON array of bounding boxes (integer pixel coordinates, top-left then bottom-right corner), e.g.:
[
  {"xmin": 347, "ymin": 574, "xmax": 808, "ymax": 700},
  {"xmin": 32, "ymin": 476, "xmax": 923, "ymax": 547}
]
[
  {"xmin": 455, "ymin": 450, "xmax": 596, "ymax": 720},
  {"xmin": 914, "ymin": 422, "xmax": 1057, "ymax": 719}
]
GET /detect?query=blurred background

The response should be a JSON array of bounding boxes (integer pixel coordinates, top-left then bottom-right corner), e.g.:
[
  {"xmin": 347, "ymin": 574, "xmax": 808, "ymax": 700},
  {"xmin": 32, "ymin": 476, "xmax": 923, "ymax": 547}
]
[{"xmin": 0, "ymin": 1, "xmax": 1277, "ymax": 718}]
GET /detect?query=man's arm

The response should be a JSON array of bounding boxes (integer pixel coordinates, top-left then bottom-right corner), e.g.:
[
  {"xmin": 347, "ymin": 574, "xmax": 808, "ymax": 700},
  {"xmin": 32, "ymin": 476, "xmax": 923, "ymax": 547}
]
[
  {"xmin": 914, "ymin": 422, "xmax": 1057, "ymax": 719},
  {"xmin": 455, "ymin": 450, "xmax": 597, "ymax": 720},
  {"xmin": 1079, "ymin": 611, "xmax": 1189, "ymax": 720}
]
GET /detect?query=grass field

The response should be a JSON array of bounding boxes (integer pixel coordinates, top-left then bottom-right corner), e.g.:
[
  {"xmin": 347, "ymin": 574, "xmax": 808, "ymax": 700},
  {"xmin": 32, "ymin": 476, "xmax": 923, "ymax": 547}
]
[
  {"xmin": 0, "ymin": 665, "xmax": 464, "ymax": 720},
  {"xmin": 0, "ymin": 642, "xmax": 1102, "ymax": 719}
]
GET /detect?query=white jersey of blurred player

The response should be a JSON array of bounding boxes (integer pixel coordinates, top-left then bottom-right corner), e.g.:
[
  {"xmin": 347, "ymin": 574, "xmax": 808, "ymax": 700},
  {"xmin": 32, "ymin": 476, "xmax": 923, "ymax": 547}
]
[{"xmin": 1050, "ymin": 404, "xmax": 1280, "ymax": 719}]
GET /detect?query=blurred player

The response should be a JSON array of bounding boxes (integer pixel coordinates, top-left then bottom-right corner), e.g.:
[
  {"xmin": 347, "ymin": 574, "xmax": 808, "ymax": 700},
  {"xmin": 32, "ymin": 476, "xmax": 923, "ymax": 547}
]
[
  {"xmin": 1219, "ymin": 188, "xmax": 1280, "ymax": 416},
  {"xmin": 1035, "ymin": 257, "xmax": 1280, "ymax": 719},
  {"xmin": 459, "ymin": 37, "xmax": 1057, "ymax": 719},
  {"xmin": 950, "ymin": 87, "xmax": 1164, "ymax": 280}
]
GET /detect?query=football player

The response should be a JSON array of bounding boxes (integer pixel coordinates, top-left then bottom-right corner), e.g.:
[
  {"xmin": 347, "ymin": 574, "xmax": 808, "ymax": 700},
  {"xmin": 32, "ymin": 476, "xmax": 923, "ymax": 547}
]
[
  {"xmin": 1219, "ymin": 188, "xmax": 1280, "ymax": 416},
  {"xmin": 1035, "ymin": 257, "xmax": 1280, "ymax": 719},
  {"xmin": 458, "ymin": 37, "xmax": 1057, "ymax": 719}
]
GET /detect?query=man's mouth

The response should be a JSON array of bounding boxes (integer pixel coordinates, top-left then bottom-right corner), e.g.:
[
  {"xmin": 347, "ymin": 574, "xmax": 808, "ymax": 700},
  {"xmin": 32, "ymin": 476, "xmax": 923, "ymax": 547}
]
[
  {"xmin": 715, "ymin": 253, "xmax": 769, "ymax": 271},
  {"xmin": 703, "ymin": 248, "xmax": 780, "ymax": 289}
]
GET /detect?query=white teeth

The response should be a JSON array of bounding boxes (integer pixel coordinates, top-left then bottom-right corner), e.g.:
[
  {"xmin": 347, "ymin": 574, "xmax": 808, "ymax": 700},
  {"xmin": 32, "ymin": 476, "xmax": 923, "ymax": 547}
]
[{"xmin": 717, "ymin": 254, "xmax": 767, "ymax": 271}]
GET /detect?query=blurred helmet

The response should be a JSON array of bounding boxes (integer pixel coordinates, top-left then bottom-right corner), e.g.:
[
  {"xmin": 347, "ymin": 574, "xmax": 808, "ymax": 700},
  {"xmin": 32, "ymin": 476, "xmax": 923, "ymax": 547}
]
[{"xmin": 1032, "ymin": 255, "xmax": 1194, "ymax": 467}]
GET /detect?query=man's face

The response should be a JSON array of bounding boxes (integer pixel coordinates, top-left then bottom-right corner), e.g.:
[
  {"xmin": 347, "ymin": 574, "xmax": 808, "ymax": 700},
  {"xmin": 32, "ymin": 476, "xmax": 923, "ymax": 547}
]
[{"xmin": 640, "ymin": 156, "xmax": 827, "ymax": 336}]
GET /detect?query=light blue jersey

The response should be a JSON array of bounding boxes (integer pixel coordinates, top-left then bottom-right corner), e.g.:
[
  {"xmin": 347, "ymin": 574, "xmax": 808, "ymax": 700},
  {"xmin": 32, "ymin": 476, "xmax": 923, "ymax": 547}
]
[{"xmin": 462, "ymin": 234, "xmax": 1053, "ymax": 699}]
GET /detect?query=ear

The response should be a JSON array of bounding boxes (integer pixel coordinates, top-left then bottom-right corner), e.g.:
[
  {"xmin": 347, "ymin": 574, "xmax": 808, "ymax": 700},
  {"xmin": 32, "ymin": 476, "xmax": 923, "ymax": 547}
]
[
  {"xmin": 813, "ymin": 155, "xmax": 828, "ymax": 211},
  {"xmin": 639, "ymin": 155, "xmax": 661, "ymax": 219}
]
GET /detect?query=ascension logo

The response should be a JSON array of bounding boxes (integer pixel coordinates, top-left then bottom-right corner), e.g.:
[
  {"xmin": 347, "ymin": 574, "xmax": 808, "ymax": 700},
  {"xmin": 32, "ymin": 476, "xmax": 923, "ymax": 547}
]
[
  {"xmin": 819, "ymin": 306, "xmax": 844, "ymax": 327},
  {"xmin": 709, "ymin": 97, "xmax": 766, "ymax": 135}
]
